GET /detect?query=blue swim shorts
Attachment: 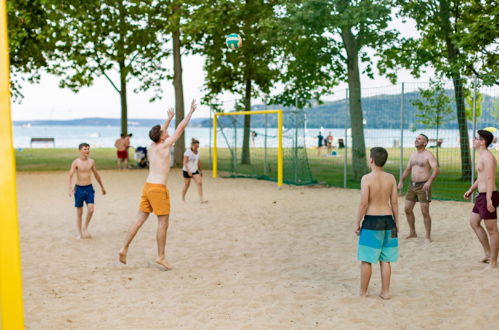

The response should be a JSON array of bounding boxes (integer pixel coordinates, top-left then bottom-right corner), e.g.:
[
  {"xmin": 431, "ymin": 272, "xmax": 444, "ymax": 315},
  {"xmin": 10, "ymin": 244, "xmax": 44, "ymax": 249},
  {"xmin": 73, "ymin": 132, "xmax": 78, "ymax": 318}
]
[
  {"xmin": 74, "ymin": 184, "xmax": 95, "ymax": 207},
  {"xmin": 358, "ymin": 215, "xmax": 398, "ymax": 263}
]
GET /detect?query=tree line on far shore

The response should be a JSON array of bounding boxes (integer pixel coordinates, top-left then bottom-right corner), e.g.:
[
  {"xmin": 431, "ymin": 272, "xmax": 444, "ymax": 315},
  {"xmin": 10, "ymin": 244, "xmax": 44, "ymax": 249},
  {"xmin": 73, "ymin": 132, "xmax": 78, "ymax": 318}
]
[{"xmin": 8, "ymin": 0, "xmax": 497, "ymax": 180}]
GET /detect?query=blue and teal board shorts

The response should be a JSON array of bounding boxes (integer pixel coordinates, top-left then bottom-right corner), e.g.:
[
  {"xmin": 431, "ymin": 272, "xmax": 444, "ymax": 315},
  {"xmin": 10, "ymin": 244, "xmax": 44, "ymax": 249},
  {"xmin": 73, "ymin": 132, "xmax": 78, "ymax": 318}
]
[
  {"xmin": 74, "ymin": 184, "xmax": 95, "ymax": 207},
  {"xmin": 358, "ymin": 215, "xmax": 398, "ymax": 263}
]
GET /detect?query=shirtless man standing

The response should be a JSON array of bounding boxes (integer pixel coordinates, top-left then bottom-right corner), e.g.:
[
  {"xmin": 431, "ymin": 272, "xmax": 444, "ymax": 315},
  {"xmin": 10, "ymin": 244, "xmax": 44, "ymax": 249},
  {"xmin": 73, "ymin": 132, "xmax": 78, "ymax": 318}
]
[
  {"xmin": 398, "ymin": 134, "xmax": 439, "ymax": 242},
  {"xmin": 114, "ymin": 134, "xmax": 128, "ymax": 169},
  {"xmin": 464, "ymin": 130, "xmax": 499, "ymax": 269},
  {"xmin": 67, "ymin": 143, "xmax": 107, "ymax": 239},
  {"xmin": 119, "ymin": 100, "xmax": 197, "ymax": 270}
]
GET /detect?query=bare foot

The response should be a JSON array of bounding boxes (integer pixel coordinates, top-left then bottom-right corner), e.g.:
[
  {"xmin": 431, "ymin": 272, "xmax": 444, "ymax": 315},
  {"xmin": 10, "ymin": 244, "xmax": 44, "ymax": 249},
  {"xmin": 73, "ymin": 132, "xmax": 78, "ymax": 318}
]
[
  {"xmin": 379, "ymin": 293, "xmax": 391, "ymax": 300},
  {"xmin": 405, "ymin": 234, "xmax": 417, "ymax": 239},
  {"xmin": 359, "ymin": 292, "xmax": 368, "ymax": 298},
  {"xmin": 82, "ymin": 229, "xmax": 92, "ymax": 239},
  {"xmin": 201, "ymin": 200, "xmax": 208, "ymax": 204},
  {"xmin": 75, "ymin": 234, "xmax": 83, "ymax": 239},
  {"xmin": 424, "ymin": 237, "xmax": 432, "ymax": 243},
  {"xmin": 482, "ymin": 263, "xmax": 497, "ymax": 272},
  {"xmin": 155, "ymin": 257, "xmax": 172, "ymax": 270},
  {"xmin": 119, "ymin": 249, "xmax": 127, "ymax": 264},
  {"xmin": 480, "ymin": 256, "xmax": 490, "ymax": 264}
]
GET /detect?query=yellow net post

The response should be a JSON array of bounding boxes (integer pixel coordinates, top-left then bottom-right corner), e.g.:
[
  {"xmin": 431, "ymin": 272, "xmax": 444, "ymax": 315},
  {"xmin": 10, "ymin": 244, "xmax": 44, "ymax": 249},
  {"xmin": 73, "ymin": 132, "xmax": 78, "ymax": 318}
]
[
  {"xmin": 0, "ymin": 0, "xmax": 25, "ymax": 328},
  {"xmin": 212, "ymin": 109, "xmax": 283, "ymax": 187}
]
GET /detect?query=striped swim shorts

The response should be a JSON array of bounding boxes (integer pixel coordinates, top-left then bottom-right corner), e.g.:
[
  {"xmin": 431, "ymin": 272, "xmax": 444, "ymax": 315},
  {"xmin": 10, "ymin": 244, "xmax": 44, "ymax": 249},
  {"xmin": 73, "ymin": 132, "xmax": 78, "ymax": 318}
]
[{"xmin": 358, "ymin": 215, "xmax": 398, "ymax": 263}]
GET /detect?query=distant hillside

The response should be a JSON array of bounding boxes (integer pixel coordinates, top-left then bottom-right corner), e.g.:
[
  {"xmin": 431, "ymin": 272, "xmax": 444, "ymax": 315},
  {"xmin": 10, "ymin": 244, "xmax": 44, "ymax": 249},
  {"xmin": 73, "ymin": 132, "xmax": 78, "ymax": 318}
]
[{"xmin": 14, "ymin": 91, "xmax": 497, "ymax": 129}]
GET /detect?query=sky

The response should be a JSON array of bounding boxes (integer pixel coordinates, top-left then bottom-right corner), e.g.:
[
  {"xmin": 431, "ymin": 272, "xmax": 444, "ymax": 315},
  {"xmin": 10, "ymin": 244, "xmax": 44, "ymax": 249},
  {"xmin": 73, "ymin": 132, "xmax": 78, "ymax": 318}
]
[{"xmin": 11, "ymin": 16, "xmax": 433, "ymax": 121}]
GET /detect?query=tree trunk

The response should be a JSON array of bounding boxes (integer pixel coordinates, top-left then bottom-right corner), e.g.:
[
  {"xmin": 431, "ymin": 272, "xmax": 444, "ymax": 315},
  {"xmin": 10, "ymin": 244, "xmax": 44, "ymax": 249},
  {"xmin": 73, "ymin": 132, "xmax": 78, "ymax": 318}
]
[
  {"xmin": 119, "ymin": 59, "xmax": 128, "ymax": 135},
  {"xmin": 241, "ymin": 77, "xmax": 251, "ymax": 164},
  {"xmin": 440, "ymin": 0, "xmax": 471, "ymax": 180},
  {"xmin": 172, "ymin": 4, "xmax": 185, "ymax": 168},
  {"xmin": 341, "ymin": 27, "xmax": 369, "ymax": 180}
]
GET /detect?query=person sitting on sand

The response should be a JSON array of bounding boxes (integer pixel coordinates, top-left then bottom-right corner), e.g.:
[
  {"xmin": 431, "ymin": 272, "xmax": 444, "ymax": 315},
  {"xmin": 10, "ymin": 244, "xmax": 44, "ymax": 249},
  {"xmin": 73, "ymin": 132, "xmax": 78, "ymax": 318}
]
[
  {"xmin": 119, "ymin": 100, "xmax": 197, "ymax": 270},
  {"xmin": 67, "ymin": 143, "xmax": 107, "ymax": 239},
  {"xmin": 182, "ymin": 138, "xmax": 208, "ymax": 203},
  {"xmin": 355, "ymin": 147, "xmax": 399, "ymax": 299},
  {"xmin": 464, "ymin": 130, "xmax": 499, "ymax": 269}
]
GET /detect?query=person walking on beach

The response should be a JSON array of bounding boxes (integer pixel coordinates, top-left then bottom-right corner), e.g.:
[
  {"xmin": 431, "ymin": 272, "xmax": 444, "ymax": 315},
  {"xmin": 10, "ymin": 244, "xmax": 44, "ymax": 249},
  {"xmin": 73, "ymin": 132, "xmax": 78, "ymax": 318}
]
[
  {"xmin": 114, "ymin": 134, "xmax": 128, "ymax": 169},
  {"xmin": 464, "ymin": 130, "xmax": 499, "ymax": 269},
  {"xmin": 317, "ymin": 132, "xmax": 324, "ymax": 156},
  {"xmin": 119, "ymin": 100, "xmax": 197, "ymax": 270},
  {"xmin": 356, "ymin": 147, "xmax": 399, "ymax": 299},
  {"xmin": 67, "ymin": 143, "xmax": 107, "ymax": 239},
  {"xmin": 181, "ymin": 138, "xmax": 207, "ymax": 203},
  {"xmin": 398, "ymin": 134, "xmax": 439, "ymax": 242}
]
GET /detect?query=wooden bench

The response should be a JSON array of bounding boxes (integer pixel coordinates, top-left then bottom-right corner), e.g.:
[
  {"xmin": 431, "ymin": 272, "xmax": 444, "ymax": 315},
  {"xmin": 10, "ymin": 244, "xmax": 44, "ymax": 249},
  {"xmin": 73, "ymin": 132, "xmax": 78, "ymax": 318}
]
[
  {"xmin": 428, "ymin": 138, "xmax": 443, "ymax": 148},
  {"xmin": 30, "ymin": 137, "xmax": 55, "ymax": 148}
]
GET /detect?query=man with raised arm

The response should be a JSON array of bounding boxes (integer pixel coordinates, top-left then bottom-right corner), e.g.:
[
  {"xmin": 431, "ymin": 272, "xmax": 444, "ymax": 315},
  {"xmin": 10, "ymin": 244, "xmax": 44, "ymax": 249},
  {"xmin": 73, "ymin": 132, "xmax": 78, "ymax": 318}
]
[
  {"xmin": 464, "ymin": 130, "xmax": 499, "ymax": 269},
  {"xmin": 119, "ymin": 100, "xmax": 197, "ymax": 270},
  {"xmin": 398, "ymin": 134, "xmax": 439, "ymax": 242}
]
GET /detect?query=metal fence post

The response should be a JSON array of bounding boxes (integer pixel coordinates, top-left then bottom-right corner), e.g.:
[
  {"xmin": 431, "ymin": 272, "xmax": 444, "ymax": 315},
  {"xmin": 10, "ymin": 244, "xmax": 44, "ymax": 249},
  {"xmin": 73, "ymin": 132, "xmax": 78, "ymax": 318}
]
[
  {"xmin": 400, "ymin": 82, "xmax": 405, "ymax": 188},
  {"xmin": 344, "ymin": 88, "xmax": 348, "ymax": 188},
  {"xmin": 264, "ymin": 104, "xmax": 268, "ymax": 176},
  {"xmin": 471, "ymin": 76, "xmax": 478, "ymax": 202},
  {"xmin": 209, "ymin": 109, "xmax": 212, "ymax": 169}
]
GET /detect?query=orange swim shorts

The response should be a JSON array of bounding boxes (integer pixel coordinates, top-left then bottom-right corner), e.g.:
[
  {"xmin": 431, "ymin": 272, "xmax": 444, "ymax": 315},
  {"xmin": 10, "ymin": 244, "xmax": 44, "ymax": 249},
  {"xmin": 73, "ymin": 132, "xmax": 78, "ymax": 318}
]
[{"xmin": 139, "ymin": 183, "xmax": 170, "ymax": 215}]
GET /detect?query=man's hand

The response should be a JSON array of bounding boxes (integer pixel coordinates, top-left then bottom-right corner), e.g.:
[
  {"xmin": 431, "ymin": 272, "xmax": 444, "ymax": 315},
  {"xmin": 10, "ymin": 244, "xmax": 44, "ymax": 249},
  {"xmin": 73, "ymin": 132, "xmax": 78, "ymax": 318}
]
[
  {"xmin": 355, "ymin": 225, "xmax": 361, "ymax": 236},
  {"xmin": 397, "ymin": 181, "xmax": 403, "ymax": 190},
  {"xmin": 487, "ymin": 199, "xmax": 495, "ymax": 213},
  {"xmin": 102, "ymin": 187, "xmax": 107, "ymax": 195},
  {"xmin": 68, "ymin": 188, "xmax": 74, "ymax": 197},
  {"xmin": 464, "ymin": 189, "xmax": 473, "ymax": 200},
  {"xmin": 167, "ymin": 107, "xmax": 174, "ymax": 120},
  {"xmin": 190, "ymin": 99, "xmax": 197, "ymax": 113},
  {"xmin": 188, "ymin": 171, "xmax": 192, "ymax": 177},
  {"xmin": 423, "ymin": 182, "xmax": 431, "ymax": 192}
]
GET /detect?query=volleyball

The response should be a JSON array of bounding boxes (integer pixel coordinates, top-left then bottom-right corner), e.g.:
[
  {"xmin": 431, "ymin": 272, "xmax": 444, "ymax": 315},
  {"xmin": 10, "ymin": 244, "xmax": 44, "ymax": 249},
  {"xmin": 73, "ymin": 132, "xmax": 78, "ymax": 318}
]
[{"xmin": 226, "ymin": 33, "xmax": 242, "ymax": 50}]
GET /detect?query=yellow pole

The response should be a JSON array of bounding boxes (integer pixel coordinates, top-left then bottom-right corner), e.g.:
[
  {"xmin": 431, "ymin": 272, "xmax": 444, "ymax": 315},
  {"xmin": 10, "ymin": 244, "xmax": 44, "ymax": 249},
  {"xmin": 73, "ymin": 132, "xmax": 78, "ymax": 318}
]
[
  {"xmin": 277, "ymin": 110, "xmax": 283, "ymax": 187},
  {"xmin": 0, "ymin": 0, "xmax": 25, "ymax": 328},
  {"xmin": 212, "ymin": 113, "xmax": 218, "ymax": 178}
]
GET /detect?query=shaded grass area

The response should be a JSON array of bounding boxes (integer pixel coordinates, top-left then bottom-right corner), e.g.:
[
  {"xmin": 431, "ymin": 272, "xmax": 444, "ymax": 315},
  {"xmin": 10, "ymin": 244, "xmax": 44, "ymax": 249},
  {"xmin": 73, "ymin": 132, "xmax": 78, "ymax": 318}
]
[{"xmin": 16, "ymin": 147, "xmax": 497, "ymax": 201}]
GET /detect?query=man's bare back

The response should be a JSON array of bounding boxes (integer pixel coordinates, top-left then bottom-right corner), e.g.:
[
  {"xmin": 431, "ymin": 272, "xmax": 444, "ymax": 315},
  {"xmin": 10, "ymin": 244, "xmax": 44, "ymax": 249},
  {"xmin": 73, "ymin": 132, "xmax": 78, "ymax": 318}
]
[{"xmin": 364, "ymin": 171, "xmax": 397, "ymax": 216}]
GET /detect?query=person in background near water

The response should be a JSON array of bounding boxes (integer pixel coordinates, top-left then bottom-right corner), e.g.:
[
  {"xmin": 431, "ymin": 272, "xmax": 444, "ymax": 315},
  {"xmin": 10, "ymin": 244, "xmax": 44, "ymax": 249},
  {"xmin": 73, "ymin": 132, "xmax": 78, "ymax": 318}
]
[
  {"xmin": 182, "ymin": 138, "xmax": 208, "ymax": 203},
  {"xmin": 317, "ymin": 132, "xmax": 324, "ymax": 156},
  {"xmin": 356, "ymin": 147, "xmax": 399, "ymax": 300},
  {"xmin": 398, "ymin": 134, "xmax": 439, "ymax": 242},
  {"xmin": 327, "ymin": 132, "xmax": 334, "ymax": 154},
  {"xmin": 464, "ymin": 130, "xmax": 499, "ymax": 269},
  {"xmin": 119, "ymin": 100, "xmax": 197, "ymax": 270},
  {"xmin": 125, "ymin": 133, "xmax": 133, "ymax": 168},
  {"xmin": 114, "ymin": 134, "xmax": 128, "ymax": 170},
  {"xmin": 67, "ymin": 143, "xmax": 106, "ymax": 239},
  {"xmin": 251, "ymin": 130, "xmax": 257, "ymax": 147}
]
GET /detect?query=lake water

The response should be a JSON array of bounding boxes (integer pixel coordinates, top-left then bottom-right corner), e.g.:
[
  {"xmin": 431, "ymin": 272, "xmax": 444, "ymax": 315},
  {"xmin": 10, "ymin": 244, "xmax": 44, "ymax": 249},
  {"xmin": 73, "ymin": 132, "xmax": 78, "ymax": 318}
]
[{"xmin": 13, "ymin": 125, "xmax": 484, "ymax": 149}]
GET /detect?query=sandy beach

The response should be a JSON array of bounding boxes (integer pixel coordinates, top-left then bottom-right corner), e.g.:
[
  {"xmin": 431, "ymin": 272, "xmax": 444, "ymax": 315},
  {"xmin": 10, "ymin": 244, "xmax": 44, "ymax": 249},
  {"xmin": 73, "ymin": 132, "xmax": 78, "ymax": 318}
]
[{"xmin": 17, "ymin": 169, "xmax": 499, "ymax": 329}]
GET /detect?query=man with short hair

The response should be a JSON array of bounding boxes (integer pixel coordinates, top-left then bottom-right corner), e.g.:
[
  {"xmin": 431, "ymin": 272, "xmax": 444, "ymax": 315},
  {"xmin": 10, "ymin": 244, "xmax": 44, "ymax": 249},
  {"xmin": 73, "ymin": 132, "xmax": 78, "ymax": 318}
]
[
  {"xmin": 398, "ymin": 134, "xmax": 439, "ymax": 242},
  {"xmin": 464, "ymin": 129, "xmax": 499, "ymax": 269},
  {"xmin": 67, "ymin": 143, "xmax": 106, "ymax": 239},
  {"xmin": 114, "ymin": 134, "xmax": 128, "ymax": 169},
  {"xmin": 119, "ymin": 100, "xmax": 197, "ymax": 270}
]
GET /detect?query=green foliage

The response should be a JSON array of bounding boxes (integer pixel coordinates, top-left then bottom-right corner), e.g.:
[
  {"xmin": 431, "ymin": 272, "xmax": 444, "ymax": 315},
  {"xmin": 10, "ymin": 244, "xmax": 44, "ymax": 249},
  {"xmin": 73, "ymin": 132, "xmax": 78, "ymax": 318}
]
[
  {"xmin": 411, "ymin": 80, "xmax": 453, "ymax": 130},
  {"xmin": 465, "ymin": 88, "xmax": 483, "ymax": 121}
]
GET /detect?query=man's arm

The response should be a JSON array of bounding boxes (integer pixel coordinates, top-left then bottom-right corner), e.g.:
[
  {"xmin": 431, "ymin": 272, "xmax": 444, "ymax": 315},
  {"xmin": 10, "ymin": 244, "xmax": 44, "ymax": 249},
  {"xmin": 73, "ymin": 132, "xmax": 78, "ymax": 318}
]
[
  {"xmin": 390, "ymin": 176, "xmax": 399, "ymax": 229},
  {"xmin": 67, "ymin": 160, "xmax": 77, "ymax": 196},
  {"xmin": 91, "ymin": 160, "xmax": 107, "ymax": 195},
  {"xmin": 355, "ymin": 176, "xmax": 369, "ymax": 235},
  {"xmin": 423, "ymin": 152, "xmax": 439, "ymax": 192},
  {"xmin": 398, "ymin": 154, "xmax": 413, "ymax": 189},
  {"xmin": 161, "ymin": 108, "xmax": 175, "ymax": 131},
  {"xmin": 464, "ymin": 179, "xmax": 479, "ymax": 199},
  {"xmin": 163, "ymin": 100, "xmax": 197, "ymax": 148},
  {"xmin": 484, "ymin": 154, "xmax": 496, "ymax": 212}
]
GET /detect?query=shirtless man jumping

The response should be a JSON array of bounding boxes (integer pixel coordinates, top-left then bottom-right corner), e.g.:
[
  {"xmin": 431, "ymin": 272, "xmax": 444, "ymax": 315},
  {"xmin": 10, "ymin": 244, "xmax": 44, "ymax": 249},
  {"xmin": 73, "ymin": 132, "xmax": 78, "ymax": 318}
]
[
  {"xmin": 67, "ymin": 143, "xmax": 107, "ymax": 239},
  {"xmin": 398, "ymin": 134, "xmax": 439, "ymax": 242},
  {"xmin": 119, "ymin": 100, "xmax": 197, "ymax": 270},
  {"xmin": 464, "ymin": 130, "xmax": 499, "ymax": 269}
]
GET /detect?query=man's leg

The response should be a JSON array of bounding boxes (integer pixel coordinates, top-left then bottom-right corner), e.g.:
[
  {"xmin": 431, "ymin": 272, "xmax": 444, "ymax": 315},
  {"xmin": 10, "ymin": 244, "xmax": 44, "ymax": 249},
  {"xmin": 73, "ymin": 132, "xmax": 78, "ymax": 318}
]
[
  {"xmin": 359, "ymin": 261, "xmax": 372, "ymax": 297},
  {"xmin": 404, "ymin": 200, "xmax": 417, "ymax": 238},
  {"xmin": 420, "ymin": 202, "xmax": 432, "ymax": 242},
  {"xmin": 75, "ymin": 207, "xmax": 83, "ymax": 239},
  {"xmin": 379, "ymin": 261, "xmax": 391, "ymax": 299},
  {"xmin": 119, "ymin": 211, "xmax": 150, "ymax": 264},
  {"xmin": 155, "ymin": 215, "xmax": 172, "ymax": 270},
  {"xmin": 192, "ymin": 174, "xmax": 207, "ymax": 203},
  {"xmin": 469, "ymin": 212, "xmax": 490, "ymax": 263},
  {"xmin": 181, "ymin": 178, "xmax": 191, "ymax": 201},
  {"xmin": 82, "ymin": 203, "xmax": 95, "ymax": 238},
  {"xmin": 484, "ymin": 220, "xmax": 499, "ymax": 268}
]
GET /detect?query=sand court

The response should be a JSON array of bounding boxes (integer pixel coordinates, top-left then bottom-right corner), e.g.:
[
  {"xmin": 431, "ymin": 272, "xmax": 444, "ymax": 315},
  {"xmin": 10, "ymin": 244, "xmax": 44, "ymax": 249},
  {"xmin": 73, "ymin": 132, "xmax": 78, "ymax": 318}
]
[{"xmin": 17, "ymin": 170, "xmax": 499, "ymax": 328}]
